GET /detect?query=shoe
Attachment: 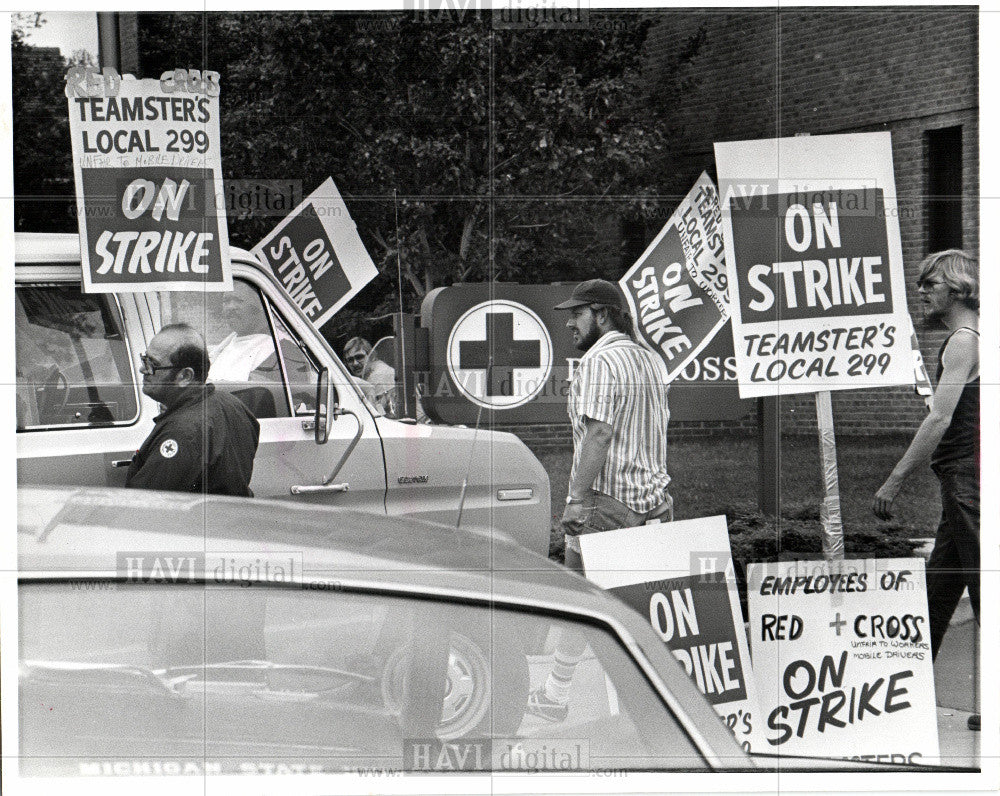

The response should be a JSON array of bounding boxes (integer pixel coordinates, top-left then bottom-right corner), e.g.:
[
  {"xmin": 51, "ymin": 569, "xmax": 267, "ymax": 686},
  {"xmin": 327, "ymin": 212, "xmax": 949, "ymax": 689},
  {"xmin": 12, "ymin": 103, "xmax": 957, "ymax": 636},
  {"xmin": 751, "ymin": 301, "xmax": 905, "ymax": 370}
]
[
  {"xmin": 526, "ymin": 687, "xmax": 569, "ymax": 722},
  {"xmin": 968, "ymin": 714, "xmax": 980, "ymax": 731}
]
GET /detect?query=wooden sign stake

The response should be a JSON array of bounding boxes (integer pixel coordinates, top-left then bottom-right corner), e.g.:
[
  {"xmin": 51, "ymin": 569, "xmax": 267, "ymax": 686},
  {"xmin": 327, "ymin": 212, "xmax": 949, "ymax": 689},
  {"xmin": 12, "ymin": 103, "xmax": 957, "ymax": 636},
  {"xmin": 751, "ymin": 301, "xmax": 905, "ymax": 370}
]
[{"xmin": 815, "ymin": 390, "xmax": 844, "ymax": 561}]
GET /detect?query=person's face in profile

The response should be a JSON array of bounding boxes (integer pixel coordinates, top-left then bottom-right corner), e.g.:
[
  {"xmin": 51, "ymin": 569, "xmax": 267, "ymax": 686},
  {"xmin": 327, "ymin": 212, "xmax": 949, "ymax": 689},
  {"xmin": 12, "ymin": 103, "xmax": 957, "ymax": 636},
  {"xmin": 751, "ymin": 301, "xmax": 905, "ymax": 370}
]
[{"xmin": 140, "ymin": 331, "xmax": 190, "ymax": 406}]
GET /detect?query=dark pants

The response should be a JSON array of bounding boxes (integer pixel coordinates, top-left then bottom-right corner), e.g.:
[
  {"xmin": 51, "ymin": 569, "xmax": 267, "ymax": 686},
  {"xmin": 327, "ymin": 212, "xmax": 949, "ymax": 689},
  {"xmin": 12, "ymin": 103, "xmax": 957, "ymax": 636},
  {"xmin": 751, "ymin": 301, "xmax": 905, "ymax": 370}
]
[
  {"xmin": 563, "ymin": 490, "xmax": 673, "ymax": 573},
  {"xmin": 927, "ymin": 463, "xmax": 980, "ymax": 659}
]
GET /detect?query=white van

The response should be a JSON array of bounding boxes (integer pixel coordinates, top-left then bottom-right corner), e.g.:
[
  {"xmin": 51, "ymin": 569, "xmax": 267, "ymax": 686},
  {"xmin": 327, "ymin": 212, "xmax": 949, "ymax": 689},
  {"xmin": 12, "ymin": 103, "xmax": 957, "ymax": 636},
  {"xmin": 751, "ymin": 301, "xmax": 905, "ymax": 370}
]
[{"xmin": 15, "ymin": 233, "xmax": 550, "ymax": 554}]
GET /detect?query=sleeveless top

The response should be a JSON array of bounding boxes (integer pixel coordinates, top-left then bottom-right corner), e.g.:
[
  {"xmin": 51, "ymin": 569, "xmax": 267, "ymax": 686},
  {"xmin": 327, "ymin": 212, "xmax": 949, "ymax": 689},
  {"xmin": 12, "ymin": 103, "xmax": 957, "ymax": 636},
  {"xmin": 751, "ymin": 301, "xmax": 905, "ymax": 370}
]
[{"xmin": 931, "ymin": 327, "xmax": 979, "ymax": 471}]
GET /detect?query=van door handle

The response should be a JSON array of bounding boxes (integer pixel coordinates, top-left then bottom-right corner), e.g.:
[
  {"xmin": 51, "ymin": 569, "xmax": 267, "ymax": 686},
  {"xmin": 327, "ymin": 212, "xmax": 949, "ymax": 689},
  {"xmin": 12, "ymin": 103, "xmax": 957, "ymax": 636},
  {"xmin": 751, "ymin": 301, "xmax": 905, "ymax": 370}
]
[
  {"xmin": 290, "ymin": 483, "xmax": 349, "ymax": 495},
  {"xmin": 111, "ymin": 459, "xmax": 133, "ymax": 468},
  {"xmin": 290, "ymin": 408, "xmax": 363, "ymax": 497}
]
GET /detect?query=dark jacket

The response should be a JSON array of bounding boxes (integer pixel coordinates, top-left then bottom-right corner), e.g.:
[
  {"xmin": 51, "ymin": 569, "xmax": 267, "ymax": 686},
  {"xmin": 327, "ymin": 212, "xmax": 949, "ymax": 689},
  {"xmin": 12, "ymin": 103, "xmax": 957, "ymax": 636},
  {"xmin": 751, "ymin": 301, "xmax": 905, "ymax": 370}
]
[{"xmin": 126, "ymin": 384, "xmax": 260, "ymax": 496}]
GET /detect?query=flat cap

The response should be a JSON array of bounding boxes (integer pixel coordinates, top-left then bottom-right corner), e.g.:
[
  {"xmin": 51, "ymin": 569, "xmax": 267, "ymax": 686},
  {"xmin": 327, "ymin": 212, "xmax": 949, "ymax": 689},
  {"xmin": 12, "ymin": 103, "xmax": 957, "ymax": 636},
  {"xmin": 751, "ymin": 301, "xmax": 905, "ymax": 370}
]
[{"xmin": 553, "ymin": 279, "xmax": 626, "ymax": 310}]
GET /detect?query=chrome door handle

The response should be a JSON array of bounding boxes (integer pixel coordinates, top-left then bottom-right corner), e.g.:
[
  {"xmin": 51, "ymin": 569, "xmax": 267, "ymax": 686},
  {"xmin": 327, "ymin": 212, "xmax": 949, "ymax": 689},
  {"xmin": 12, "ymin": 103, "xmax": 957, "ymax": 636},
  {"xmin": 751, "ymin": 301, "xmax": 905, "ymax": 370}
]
[
  {"xmin": 111, "ymin": 459, "xmax": 133, "ymax": 468},
  {"xmin": 290, "ymin": 483, "xmax": 349, "ymax": 495}
]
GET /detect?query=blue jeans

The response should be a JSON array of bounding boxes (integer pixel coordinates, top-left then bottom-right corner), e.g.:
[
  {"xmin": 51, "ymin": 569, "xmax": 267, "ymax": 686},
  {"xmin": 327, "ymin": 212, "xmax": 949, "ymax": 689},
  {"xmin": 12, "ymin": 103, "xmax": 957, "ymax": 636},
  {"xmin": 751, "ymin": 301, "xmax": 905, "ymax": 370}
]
[
  {"xmin": 563, "ymin": 490, "xmax": 673, "ymax": 573},
  {"xmin": 927, "ymin": 463, "xmax": 979, "ymax": 659}
]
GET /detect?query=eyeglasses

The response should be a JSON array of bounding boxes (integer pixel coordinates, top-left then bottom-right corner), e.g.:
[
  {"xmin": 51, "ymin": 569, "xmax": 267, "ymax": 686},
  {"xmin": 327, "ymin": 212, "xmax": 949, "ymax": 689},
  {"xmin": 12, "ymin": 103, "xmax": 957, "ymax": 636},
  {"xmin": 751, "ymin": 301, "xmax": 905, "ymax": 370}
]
[{"xmin": 140, "ymin": 354, "xmax": 181, "ymax": 375}]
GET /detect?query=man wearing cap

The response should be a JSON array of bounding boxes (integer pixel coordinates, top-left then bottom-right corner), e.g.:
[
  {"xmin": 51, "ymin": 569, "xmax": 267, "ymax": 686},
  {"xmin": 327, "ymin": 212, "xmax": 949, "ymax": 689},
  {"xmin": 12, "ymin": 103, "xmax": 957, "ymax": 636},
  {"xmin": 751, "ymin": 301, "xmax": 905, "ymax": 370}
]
[
  {"xmin": 554, "ymin": 278, "xmax": 673, "ymax": 571},
  {"xmin": 526, "ymin": 279, "xmax": 671, "ymax": 722}
]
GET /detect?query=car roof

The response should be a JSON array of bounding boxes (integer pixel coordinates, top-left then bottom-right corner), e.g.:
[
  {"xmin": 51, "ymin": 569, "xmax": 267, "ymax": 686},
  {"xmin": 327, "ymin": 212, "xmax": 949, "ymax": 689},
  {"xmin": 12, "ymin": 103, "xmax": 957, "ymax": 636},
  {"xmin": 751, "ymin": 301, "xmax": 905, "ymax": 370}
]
[
  {"xmin": 14, "ymin": 232, "xmax": 255, "ymax": 264},
  {"xmin": 17, "ymin": 485, "xmax": 750, "ymax": 765},
  {"xmin": 18, "ymin": 485, "xmax": 606, "ymax": 606}
]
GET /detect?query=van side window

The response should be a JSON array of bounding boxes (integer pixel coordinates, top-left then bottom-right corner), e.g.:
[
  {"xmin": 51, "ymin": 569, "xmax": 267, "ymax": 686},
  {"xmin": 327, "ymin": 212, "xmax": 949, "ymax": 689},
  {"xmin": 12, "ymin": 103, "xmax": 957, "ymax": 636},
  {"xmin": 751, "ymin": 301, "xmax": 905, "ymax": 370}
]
[
  {"xmin": 15, "ymin": 285, "xmax": 139, "ymax": 430},
  {"xmin": 268, "ymin": 305, "xmax": 320, "ymax": 416},
  {"xmin": 150, "ymin": 280, "xmax": 318, "ymax": 419}
]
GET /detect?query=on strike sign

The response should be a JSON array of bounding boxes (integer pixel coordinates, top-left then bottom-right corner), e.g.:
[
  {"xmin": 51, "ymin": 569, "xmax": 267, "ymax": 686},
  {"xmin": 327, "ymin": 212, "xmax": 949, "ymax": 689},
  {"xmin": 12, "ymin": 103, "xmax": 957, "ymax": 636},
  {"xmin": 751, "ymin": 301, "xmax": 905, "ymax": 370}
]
[
  {"xmin": 252, "ymin": 178, "xmax": 378, "ymax": 329},
  {"xmin": 714, "ymin": 133, "xmax": 912, "ymax": 398},
  {"xmin": 579, "ymin": 517, "xmax": 760, "ymax": 753},
  {"xmin": 619, "ymin": 172, "xmax": 729, "ymax": 382},
  {"xmin": 66, "ymin": 67, "xmax": 232, "ymax": 293},
  {"xmin": 747, "ymin": 558, "xmax": 938, "ymax": 763}
]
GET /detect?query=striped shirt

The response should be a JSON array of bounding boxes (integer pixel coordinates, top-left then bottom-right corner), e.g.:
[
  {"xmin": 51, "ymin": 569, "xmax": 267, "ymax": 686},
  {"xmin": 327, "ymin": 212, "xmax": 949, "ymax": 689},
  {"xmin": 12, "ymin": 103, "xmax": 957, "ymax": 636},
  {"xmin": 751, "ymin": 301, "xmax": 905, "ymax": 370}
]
[{"xmin": 568, "ymin": 331, "xmax": 670, "ymax": 512}]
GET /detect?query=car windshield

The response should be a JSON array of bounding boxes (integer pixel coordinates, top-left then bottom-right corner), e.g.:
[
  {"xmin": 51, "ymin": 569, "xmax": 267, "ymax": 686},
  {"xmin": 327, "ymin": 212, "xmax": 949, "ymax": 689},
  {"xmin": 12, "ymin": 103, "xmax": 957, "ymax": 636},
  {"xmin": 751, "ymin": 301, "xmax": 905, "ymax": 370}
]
[{"xmin": 19, "ymin": 581, "xmax": 709, "ymax": 775}]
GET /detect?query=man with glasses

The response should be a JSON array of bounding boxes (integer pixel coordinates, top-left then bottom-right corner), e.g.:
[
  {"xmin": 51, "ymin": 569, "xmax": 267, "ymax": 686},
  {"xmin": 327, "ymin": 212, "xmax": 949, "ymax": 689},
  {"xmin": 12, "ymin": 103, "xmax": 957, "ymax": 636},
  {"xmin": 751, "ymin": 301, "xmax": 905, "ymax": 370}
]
[
  {"xmin": 126, "ymin": 323, "xmax": 260, "ymax": 496},
  {"xmin": 873, "ymin": 249, "xmax": 980, "ymax": 731}
]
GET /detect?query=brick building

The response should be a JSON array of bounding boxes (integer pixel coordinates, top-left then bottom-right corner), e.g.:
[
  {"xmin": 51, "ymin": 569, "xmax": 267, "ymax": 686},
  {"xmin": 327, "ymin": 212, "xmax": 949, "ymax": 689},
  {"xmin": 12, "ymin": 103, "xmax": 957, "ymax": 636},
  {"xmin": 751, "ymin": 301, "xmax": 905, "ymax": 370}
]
[{"xmin": 642, "ymin": 6, "xmax": 978, "ymax": 437}]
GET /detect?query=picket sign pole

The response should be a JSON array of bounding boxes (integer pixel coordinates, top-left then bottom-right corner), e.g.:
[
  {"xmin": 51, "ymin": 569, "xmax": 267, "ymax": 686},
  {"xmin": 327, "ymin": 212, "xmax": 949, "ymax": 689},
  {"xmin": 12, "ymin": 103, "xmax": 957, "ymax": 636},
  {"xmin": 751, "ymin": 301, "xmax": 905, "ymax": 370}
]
[{"xmin": 815, "ymin": 390, "xmax": 845, "ymax": 561}]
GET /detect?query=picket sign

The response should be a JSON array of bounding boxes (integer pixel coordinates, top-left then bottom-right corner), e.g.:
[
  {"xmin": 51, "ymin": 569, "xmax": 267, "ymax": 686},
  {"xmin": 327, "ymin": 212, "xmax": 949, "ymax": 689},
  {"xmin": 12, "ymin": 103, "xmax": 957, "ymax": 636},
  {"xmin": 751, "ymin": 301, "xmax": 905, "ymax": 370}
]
[
  {"xmin": 714, "ymin": 132, "xmax": 914, "ymax": 562},
  {"xmin": 579, "ymin": 517, "xmax": 761, "ymax": 753}
]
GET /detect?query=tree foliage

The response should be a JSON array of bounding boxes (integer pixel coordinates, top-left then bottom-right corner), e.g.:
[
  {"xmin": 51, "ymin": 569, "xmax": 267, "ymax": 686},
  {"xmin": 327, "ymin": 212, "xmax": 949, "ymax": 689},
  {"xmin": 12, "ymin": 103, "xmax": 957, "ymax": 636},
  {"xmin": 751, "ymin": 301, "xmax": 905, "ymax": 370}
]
[
  {"xmin": 13, "ymin": 12, "xmax": 697, "ymax": 341},
  {"xmin": 136, "ymin": 11, "xmax": 685, "ymax": 321},
  {"xmin": 12, "ymin": 14, "xmax": 76, "ymax": 231}
]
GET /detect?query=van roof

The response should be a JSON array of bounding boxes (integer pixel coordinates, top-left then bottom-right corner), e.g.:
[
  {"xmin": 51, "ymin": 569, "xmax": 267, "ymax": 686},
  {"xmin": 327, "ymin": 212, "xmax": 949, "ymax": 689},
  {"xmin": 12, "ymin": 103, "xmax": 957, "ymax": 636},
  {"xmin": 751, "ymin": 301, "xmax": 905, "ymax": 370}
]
[
  {"xmin": 15, "ymin": 232, "xmax": 255, "ymax": 264},
  {"xmin": 15, "ymin": 232, "xmax": 82, "ymax": 263}
]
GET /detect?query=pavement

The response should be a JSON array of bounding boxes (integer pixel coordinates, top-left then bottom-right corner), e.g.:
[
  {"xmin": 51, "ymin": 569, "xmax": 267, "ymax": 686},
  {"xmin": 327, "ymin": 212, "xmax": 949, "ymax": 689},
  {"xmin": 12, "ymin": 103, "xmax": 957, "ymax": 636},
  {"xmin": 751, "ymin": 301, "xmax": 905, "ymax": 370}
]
[
  {"xmin": 932, "ymin": 595, "xmax": 981, "ymax": 769},
  {"xmin": 911, "ymin": 538, "xmax": 982, "ymax": 767}
]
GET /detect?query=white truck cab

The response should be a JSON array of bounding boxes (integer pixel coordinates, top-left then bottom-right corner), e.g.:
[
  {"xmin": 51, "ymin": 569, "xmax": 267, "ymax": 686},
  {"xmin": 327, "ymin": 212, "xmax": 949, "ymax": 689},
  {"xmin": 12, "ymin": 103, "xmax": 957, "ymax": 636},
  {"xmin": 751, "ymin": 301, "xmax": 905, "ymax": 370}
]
[{"xmin": 15, "ymin": 233, "xmax": 551, "ymax": 554}]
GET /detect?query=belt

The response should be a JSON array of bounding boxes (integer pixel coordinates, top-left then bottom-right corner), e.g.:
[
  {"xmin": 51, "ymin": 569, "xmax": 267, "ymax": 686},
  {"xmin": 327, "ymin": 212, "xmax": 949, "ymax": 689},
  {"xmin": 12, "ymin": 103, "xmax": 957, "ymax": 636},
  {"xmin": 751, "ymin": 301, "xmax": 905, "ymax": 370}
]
[{"xmin": 646, "ymin": 497, "xmax": 673, "ymax": 522}]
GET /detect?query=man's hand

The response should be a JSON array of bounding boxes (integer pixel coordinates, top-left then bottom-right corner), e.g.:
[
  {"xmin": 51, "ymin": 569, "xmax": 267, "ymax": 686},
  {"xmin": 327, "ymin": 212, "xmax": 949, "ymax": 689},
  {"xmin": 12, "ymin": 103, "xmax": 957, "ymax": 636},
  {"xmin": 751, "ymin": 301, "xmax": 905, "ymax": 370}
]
[
  {"xmin": 872, "ymin": 478, "xmax": 901, "ymax": 520},
  {"xmin": 561, "ymin": 501, "xmax": 587, "ymax": 532}
]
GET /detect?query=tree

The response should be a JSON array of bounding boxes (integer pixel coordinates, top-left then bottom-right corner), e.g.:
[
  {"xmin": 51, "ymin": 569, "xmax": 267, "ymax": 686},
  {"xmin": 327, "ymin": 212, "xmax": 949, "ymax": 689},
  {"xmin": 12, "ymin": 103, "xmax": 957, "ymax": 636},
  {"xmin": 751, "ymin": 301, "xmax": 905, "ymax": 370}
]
[
  {"xmin": 9, "ymin": 10, "xmax": 695, "ymax": 348},
  {"xmin": 135, "ymin": 11, "xmax": 686, "ymax": 326},
  {"xmin": 12, "ymin": 14, "xmax": 76, "ymax": 231}
]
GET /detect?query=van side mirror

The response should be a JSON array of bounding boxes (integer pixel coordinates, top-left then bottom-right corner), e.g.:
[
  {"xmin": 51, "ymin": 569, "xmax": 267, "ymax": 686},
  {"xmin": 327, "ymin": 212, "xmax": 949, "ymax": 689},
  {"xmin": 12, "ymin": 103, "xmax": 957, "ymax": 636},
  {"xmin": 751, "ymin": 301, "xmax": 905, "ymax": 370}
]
[{"xmin": 314, "ymin": 368, "xmax": 334, "ymax": 444}]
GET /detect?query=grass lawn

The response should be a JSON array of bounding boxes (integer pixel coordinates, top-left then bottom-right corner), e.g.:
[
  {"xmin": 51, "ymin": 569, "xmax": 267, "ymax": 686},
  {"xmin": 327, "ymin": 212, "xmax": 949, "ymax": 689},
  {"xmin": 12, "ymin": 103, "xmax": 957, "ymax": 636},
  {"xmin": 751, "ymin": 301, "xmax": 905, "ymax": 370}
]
[{"xmin": 536, "ymin": 434, "xmax": 942, "ymax": 554}]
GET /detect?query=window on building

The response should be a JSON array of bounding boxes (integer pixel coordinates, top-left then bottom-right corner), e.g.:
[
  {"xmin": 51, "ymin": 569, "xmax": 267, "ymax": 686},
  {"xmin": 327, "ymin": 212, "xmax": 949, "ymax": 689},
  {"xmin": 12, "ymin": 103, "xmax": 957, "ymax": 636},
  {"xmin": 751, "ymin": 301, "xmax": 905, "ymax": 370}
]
[{"xmin": 925, "ymin": 126, "xmax": 963, "ymax": 251}]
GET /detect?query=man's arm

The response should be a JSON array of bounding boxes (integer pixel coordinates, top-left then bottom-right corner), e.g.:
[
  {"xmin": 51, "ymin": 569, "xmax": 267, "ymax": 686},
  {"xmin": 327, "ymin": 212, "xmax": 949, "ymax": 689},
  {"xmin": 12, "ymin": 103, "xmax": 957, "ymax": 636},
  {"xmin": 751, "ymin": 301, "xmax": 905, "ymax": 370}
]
[
  {"xmin": 873, "ymin": 332, "xmax": 977, "ymax": 519},
  {"xmin": 568, "ymin": 417, "xmax": 614, "ymax": 499},
  {"xmin": 562, "ymin": 416, "xmax": 613, "ymax": 526}
]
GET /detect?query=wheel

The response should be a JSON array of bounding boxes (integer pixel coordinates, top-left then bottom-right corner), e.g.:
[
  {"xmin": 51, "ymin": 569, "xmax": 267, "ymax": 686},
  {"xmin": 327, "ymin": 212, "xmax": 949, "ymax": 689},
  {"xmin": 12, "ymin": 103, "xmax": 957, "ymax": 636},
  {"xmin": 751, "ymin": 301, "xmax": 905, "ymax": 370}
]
[{"xmin": 381, "ymin": 629, "xmax": 529, "ymax": 740}]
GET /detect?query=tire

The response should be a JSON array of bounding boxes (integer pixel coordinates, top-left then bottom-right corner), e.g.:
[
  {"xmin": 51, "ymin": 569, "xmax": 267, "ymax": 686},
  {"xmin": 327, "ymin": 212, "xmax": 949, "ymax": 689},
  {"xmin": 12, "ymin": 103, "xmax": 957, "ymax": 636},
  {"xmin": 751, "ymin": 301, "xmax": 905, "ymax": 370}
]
[{"xmin": 381, "ymin": 629, "xmax": 530, "ymax": 740}]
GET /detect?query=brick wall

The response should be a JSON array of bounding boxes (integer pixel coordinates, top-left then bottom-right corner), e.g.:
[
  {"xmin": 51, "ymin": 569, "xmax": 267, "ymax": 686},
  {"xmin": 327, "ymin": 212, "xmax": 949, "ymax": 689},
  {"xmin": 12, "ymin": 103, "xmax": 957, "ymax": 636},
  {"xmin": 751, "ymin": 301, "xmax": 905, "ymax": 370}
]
[
  {"xmin": 638, "ymin": 6, "xmax": 977, "ymax": 437},
  {"xmin": 497, "ymin": 383, "xmax": 927, "ymax": 451}
]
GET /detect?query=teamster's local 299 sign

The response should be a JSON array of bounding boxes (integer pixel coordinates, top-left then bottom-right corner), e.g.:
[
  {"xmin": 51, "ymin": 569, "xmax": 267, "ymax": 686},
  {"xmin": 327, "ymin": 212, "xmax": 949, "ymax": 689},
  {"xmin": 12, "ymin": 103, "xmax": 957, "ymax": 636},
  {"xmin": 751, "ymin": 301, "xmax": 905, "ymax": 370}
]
[
  {"xmin": 252, "ymin": 178, "xmax": 379, "ymax": 329},
  {"xmin": 66, "ymin": 67, "xmax": 232, "ymax": 293},
  {"xmin": 714, "ymin": 133, "xmax": 912, "ymax": 398},
  {"xmin": 619, "ymin": 172, "xmax": 730, "ymax": 383}
]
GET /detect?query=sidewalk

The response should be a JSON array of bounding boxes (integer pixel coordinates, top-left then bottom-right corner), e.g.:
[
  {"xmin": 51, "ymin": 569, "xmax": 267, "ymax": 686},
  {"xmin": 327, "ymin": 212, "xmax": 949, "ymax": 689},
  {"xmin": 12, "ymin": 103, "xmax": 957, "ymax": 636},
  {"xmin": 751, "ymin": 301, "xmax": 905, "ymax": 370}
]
[
  {"xmin": 935, "ymin": 595, "xmax": 978, "ymax": 712},
  {"xmin": 936, "ymin": 706, "xmax": 980, "ymax": 769},
  {"xmin": 934, "ymin": 594, "xmax": 980, "ymax": 769}
]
